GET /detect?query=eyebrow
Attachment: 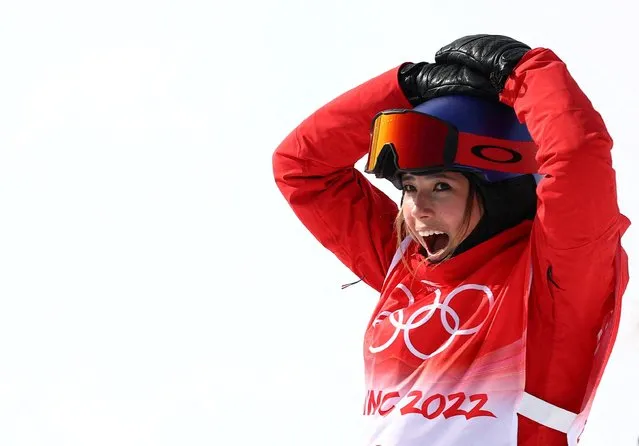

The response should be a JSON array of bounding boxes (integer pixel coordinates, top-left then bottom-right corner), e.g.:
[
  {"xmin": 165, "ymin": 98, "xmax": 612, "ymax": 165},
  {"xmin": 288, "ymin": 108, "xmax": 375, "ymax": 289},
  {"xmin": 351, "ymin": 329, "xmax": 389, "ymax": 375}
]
[{"xmin": 402, "ymin": 172, "xmax": 457, "ymax": 181}]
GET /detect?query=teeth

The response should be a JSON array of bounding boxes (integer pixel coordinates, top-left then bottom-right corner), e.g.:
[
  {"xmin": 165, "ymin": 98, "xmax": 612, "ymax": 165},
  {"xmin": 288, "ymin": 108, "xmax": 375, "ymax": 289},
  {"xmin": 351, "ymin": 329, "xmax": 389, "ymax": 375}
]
[{"xmin": 419, "ymin": 230, "xmax": 445, "ymax": 237}]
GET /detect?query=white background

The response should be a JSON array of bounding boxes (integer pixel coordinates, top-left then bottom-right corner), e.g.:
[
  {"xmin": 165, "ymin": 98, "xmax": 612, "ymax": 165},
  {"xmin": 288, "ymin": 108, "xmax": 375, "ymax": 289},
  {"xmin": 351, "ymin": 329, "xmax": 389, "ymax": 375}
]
[{"xmin": 0, "ymin": 1, "xmax": 637, "ymax": 445}]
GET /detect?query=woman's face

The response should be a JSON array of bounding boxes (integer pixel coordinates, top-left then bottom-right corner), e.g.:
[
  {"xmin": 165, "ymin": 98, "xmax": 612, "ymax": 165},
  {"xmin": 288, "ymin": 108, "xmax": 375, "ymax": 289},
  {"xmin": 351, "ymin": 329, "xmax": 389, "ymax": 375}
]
[{"xmin": 401, "ymin": 171, "xmax": 483, "ymax": 262}]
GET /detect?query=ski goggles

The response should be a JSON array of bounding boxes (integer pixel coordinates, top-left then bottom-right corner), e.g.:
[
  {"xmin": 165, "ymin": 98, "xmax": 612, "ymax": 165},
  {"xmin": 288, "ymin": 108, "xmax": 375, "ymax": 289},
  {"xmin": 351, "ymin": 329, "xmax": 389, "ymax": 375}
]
[{"xmin": 365, "ymin": 109, "xmax": 538, "ymax": 179}]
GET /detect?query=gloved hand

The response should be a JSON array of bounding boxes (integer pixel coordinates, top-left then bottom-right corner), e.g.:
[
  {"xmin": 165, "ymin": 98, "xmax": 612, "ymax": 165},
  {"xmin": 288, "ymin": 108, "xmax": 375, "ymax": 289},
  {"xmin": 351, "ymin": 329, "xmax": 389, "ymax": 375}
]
[
  {"xmin": 434, "ymin": 35, "xmax": 531, "ymax": 92},
  {"xmin": 398, "ymin": 61, "xmax": 498, "ymax": 107}
]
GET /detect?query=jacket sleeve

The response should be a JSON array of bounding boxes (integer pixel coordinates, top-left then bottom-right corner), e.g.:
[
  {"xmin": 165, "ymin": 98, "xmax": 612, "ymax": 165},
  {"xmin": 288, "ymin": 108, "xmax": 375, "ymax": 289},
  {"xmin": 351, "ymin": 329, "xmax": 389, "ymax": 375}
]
[
  {"xmin": 501, "ymin": 49, "xmax": 631, "ymax": 417},
  {"xmin": 272, "ymin": 67, "xmax": 413, "ymax": 292}
]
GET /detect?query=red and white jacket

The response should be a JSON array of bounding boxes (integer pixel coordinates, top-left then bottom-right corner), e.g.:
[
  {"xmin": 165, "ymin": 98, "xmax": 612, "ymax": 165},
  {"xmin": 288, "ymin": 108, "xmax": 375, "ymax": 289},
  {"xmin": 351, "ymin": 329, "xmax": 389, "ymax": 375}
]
[{"xmin": 273, "ymin": 48, "xmax": 630, "ymax": 445}]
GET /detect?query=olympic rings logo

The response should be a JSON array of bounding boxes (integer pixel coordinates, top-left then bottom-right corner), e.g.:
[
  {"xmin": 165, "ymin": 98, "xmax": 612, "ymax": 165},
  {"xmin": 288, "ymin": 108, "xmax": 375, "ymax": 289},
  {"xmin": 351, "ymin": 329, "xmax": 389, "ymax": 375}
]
[{"xmin": 369, "ymin": 281, "xmax": 494, "ymax": 360}]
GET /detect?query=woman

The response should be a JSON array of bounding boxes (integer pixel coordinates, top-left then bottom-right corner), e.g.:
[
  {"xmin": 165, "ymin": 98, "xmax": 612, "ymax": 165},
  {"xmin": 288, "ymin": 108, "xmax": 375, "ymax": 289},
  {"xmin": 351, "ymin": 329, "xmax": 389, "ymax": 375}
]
[{"xmin": 272, "ymin": 35, "xmax": 629, "ymax": 445}]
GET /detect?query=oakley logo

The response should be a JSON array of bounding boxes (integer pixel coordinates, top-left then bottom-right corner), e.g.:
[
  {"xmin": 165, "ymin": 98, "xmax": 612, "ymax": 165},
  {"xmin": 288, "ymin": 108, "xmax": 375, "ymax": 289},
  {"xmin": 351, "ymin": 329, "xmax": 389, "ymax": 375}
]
[
  {"xmin": 369, "ymin": 282, "xmax": 494, "ymax": 360},
  {"xmin": 471, "ymin": 145, "xmax": 523, "ymax": 164}
]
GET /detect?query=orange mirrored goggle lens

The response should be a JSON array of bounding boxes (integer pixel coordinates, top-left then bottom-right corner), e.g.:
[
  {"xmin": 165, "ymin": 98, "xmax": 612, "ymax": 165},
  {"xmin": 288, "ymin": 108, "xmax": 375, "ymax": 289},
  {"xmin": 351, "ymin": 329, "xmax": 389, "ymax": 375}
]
[{"xmin": 366, "ymin": 110, "xmax": 451, "ymax": 172}]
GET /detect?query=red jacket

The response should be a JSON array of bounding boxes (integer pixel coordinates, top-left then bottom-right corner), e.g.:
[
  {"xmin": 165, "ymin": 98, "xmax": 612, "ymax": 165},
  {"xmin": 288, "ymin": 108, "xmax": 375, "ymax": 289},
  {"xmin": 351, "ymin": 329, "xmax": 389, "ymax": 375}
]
[{"xmin": 273, "ymin": 48, "xmax": 629, "ymax": 445}]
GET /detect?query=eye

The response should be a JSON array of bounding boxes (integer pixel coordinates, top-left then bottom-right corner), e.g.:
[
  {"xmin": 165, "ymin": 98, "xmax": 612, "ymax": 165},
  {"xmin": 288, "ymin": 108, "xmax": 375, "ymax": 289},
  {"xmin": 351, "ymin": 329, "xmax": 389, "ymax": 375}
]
[
  {"xmin": 402, "ymin": 184, "xmax": 416, "ymax": 193},
  {"xmin": 434, "ymin": 182, "xmax": 452, "ymax": 192}
]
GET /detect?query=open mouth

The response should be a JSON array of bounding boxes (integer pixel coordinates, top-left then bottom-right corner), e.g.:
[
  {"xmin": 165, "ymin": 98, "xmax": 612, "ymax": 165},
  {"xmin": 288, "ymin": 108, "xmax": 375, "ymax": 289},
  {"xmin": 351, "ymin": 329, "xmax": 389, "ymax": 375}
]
[{"xmin": 421, "ymin": 231, "xmax": 450, "ymax": 258}]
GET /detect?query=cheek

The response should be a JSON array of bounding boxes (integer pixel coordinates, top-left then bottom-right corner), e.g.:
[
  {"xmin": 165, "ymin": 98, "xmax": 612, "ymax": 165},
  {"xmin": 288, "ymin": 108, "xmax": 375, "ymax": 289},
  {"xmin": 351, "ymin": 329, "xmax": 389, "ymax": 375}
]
[
  {"xmin": 401, "ymin": 204, "xmax": 416, "ymax": 229},
  {"xmin": 439, "ymin": 200, "xmax": 468, "ymax": 228}
]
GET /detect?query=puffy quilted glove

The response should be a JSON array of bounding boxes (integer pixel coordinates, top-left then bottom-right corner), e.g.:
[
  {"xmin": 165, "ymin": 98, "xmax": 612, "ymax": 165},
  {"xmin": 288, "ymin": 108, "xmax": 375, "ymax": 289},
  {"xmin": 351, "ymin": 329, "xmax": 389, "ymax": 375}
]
[
  {"xmin": 398, "ymin": 61, "xmax": 498, "ymax": 107},
  {"xmin": 435, "ymin": 35, "xmax": 531, "ymax": 92}
]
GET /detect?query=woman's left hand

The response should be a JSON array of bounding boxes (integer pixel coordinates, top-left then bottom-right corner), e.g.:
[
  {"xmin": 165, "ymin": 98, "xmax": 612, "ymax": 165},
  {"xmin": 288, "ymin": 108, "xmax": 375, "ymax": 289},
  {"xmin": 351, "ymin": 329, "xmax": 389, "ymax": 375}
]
[
  {"xmin": 398, "ymin": 61, "xmax": 498, "ymax": 106},
  {"xmin": 435, "ymin": 34, "xmax": 531, "ymax": 92}
]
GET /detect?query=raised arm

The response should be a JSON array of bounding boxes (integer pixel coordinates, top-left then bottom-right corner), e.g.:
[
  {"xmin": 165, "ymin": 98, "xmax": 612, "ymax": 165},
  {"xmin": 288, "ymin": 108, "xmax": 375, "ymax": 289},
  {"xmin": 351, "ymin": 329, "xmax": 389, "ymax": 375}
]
[
  {"xmin": 502, "ymin": 47, "xmax": 628, "ymax": 327},
  {"xmin": 501, "ymin": 48, "xmax": 630, "ymax": 414},
  {"xmin": 272, "ymin": 67, "xmax": 409, "ymax": 291}
]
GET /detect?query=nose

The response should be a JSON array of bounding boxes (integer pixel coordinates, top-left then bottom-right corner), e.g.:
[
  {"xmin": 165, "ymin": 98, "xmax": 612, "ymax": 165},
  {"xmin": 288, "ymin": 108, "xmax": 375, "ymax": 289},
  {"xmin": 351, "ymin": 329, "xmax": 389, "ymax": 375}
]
[{"xmin": 410, "ymin": 191, "xmax": 435, "ymax": 219}]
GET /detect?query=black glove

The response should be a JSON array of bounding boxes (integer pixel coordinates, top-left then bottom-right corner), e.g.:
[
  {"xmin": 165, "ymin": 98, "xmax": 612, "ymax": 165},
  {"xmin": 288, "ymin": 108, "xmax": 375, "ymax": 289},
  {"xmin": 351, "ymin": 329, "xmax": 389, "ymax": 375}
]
[
  {"xmin": 398, "ymin": 61, "xmax": 498, "ymax": 107},
  {"xmin": 435, "ymin": 35, "xmax": 531, "ymax": 92}
]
